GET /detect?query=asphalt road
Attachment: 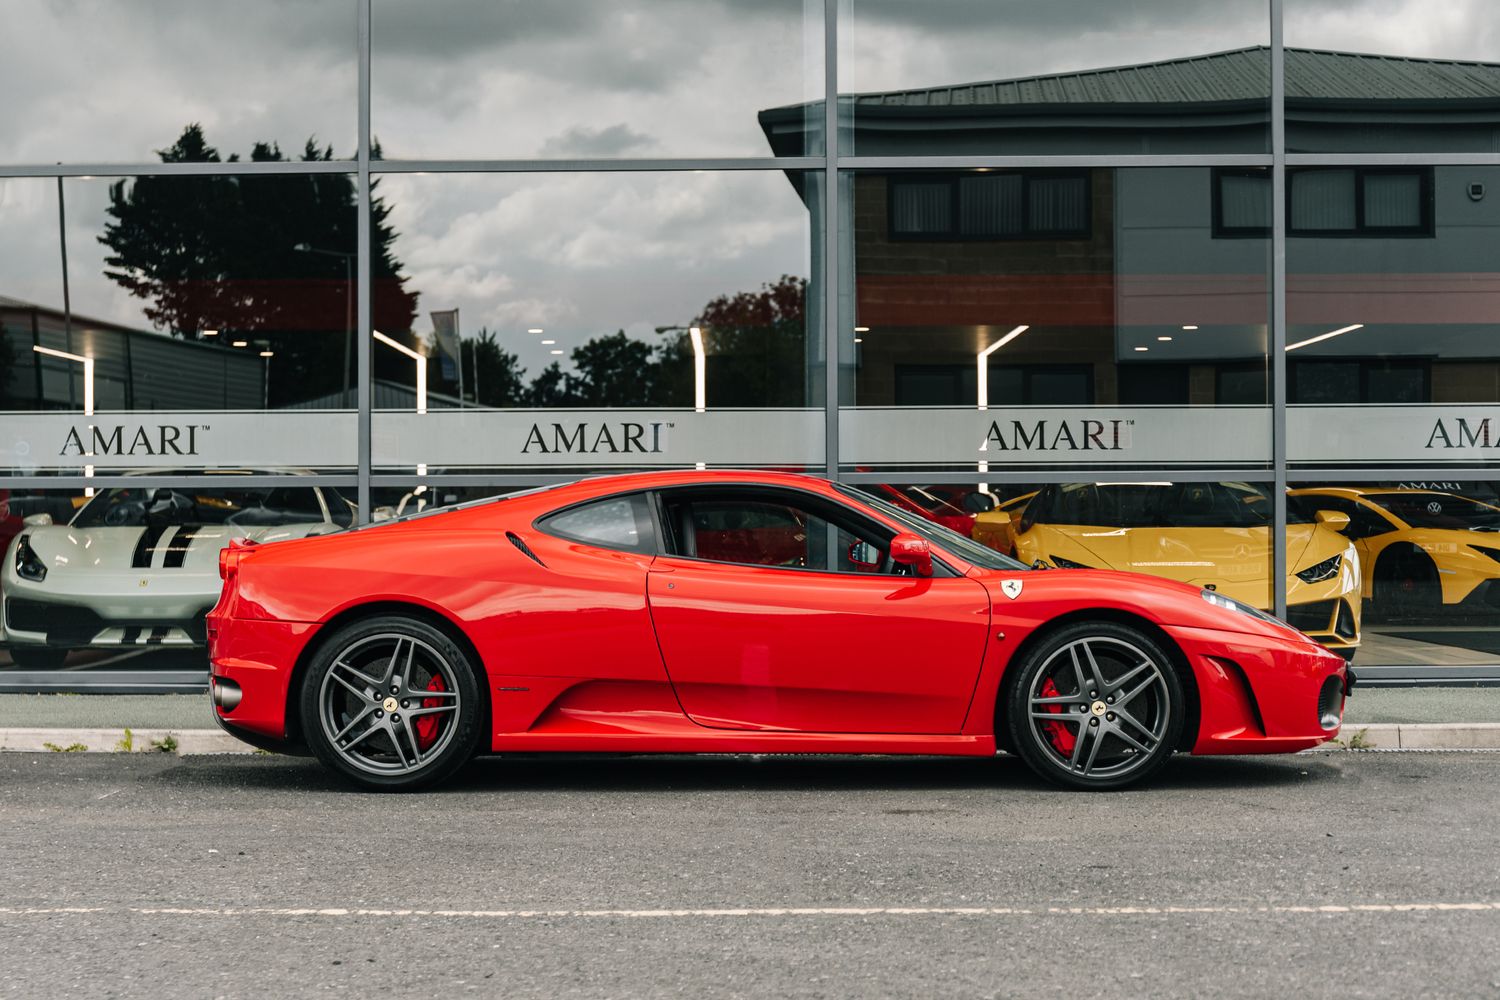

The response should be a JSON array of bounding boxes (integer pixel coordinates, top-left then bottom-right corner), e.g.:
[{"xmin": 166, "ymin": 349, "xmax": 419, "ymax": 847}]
[{"xmin": 2, "ymin": 751, "xmax": 1499, "ymax": 999}]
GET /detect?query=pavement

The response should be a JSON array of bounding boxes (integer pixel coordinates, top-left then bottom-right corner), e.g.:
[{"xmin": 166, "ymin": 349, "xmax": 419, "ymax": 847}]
[
  {"xmin": 1, "ymin": 751, "xmax": 1499, "ymax": 998},
  {"xmin": 3, "ymin": 688, "xmax": 1500, "ymax": 755}
]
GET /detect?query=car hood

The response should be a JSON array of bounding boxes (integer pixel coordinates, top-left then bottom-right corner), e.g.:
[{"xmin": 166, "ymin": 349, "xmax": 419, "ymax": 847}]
[
  {"xmin": 18, "ymin": 521, "xmax": 337, "ymax": 575},
  {"xmin": 969, "ymin": 564, "xmax": 1323, "ymax": 649},
  {"xmin": 1031, "ymin": 523, "xmax": 1327, "ymax": 581}
]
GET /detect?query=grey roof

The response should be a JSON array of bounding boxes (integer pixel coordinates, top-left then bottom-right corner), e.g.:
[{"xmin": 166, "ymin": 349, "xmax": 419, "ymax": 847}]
[{"xmin": 839, "ymin": 46, "xmax": 1500, "ymax": 110}]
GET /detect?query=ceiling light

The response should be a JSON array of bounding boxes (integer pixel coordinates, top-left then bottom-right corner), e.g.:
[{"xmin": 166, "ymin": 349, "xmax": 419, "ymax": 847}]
[
  {"xmin": 1286, "ymin": 323, "xmax": 1365, "ymax": 352},
  {"xmin": 202, "ymin": 329, "xmax": 219, "ymax": 337},
  {"xmin": 259, "ymin": 350, "xmax": 274, "ymax": 357},
  {"xmin": 1181, "ymin": 325, "xmax": 1199, "ymax": 331},
  {"xmin": 1134, "ymin": 346, "xmax": 1149, "ymax": 352},
  {"xmin": 854, "ymin": 326, "xmax": 870, "ymax": 333},
  {"xmin": 231, "ymin": 340, "xmax": 249, "ymax": 347},
  {"xmin": 854, "ymin": 338, "xmax": 863, "ymax": 344},
  {"xmin": 549, "ymin": 349, "xmax": 563, "ymax": 355},
  {"xmin": 528, "ymin": 328, "xmax": 544, "ymax": 334},
  {"xmin": 1157, "ymin": 336, "xmax": 1173, "ymax": 342},
  {"xmin": 540, "ymin": 339, "xmax": 555, "ymax": 345}
]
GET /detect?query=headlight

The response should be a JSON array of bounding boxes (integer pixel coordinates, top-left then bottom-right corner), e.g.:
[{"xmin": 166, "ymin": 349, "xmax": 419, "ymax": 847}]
[
  {"xmin": 1201, "ymin": 588, "xmax": 1270, "ymax": 619},
  {"xmin": 1051, "ymin": 555, "xmax": 1092, "ymax": 569},
  {"xmin": 14, "ymin": 534, "xmax": 46, "ymax": 582},
  {"xmin": 1296, "ymin": 553, "xmax": 1341, "ymax": 584}
]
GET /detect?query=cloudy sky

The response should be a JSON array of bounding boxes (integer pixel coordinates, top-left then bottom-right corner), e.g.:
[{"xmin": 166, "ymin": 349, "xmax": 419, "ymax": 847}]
[{"xmin": 3, "ymin": 0, "xmax": 1498, "ymax": 384}]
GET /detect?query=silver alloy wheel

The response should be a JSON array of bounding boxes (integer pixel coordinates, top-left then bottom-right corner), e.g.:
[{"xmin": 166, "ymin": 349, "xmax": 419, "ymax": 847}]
[
  {"xmin": 317, "ymin": 632, "xmax": 462, "ymax": 776},
  {"xmin": 1026, "ymin": 636, "xmax": 1171, "ymax": 780}
]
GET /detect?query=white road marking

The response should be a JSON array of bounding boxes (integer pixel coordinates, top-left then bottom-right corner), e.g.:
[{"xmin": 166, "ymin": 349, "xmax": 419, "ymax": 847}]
[{"xmin": 0, "ymin": 902, "xmax": 1497, "ymax": 919}]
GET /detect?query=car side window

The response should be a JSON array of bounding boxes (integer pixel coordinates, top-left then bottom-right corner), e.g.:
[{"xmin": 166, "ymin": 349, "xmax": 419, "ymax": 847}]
[
  {"xmin": 664, "ymin": 491, "xmax": 897, "ymax": 574},
  {"xmin": 1351, "ymin": 502, "xmax": 1397, "ymax": 539},
  {"xmin": 538, "ymin": 494, "xmax": 656, "ymax": 553}
]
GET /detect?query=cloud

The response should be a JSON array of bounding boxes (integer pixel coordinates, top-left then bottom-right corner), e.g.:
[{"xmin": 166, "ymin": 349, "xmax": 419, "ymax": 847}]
[
  {"xmin": 539, "ymin": 124, "xmax": 658, "ymax": 158},
  {"xmin": 378, "ymin": 170, "xmax": 811, "ymax": 374}
]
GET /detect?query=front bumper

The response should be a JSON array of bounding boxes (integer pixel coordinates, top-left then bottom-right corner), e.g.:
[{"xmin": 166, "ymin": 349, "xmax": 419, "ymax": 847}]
[
  {"xmin": 3, "ymin": 594, "xmax": 211, "ymax": 649},
  {"xmin": 1166, "ymin": 623, "xmax": 1351, "ymax": 754}
]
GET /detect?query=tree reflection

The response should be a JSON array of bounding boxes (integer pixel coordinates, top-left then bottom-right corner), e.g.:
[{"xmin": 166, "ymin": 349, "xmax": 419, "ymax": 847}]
[{"xmin": 97, "ymin": 124, "xmax": 419, "ymax": 407}]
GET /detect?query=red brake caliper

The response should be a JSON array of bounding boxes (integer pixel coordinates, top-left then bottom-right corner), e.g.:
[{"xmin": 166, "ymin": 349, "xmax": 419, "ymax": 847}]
[
  {"xmin": 414, "ymin": 674, "xmax": 447, "ymax": 750},
  {"xmin": 1039, "ymin": 678, "xmax": 1077, "ymax": 756}
]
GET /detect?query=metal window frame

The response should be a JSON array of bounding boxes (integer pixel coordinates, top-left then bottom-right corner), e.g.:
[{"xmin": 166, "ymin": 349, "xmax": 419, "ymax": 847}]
[{"xmin": 6, "ymin": 0, "xmax": 1500, "ymax": 683}]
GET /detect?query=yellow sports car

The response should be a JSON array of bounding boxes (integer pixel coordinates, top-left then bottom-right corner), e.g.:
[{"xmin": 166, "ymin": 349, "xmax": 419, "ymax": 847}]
[
  {"xmin": 1014, "ymin": 481, "xmax": 1361, "ymax": 658},
  {"xmin": 1289, "ymin": 487, "xmax": 1500, "ymax": 618},
  {"xmin": 971, "ymin": 491, "xmax": 1036, "ymax": 555}
]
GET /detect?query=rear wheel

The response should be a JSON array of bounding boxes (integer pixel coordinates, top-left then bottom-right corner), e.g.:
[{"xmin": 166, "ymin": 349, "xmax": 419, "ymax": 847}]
[
  {"xmin": 1005, "ymin": 622, "xmax": 1183, "ymax": 791},
  {"xmin": 301, "ymin": 615, "xmax": 482, "ymax": 791}
]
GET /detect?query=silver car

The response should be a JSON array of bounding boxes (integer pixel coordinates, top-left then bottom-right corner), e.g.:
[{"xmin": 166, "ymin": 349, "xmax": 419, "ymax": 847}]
[{"xmin": 2, "ymin": 480, "xmax": 351, "ymax": 668}]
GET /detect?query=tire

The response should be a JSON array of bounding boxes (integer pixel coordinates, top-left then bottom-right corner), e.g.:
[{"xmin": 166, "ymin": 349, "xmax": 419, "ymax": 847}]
[
  {"xmin": 1374, "ymin": 549, "xmax": 1440, "ymax": 622},
  {"xmin": 6, "ymin": 646, "xmax": 68, "ymax": 669},
  {"xmin": 301, "ymin": 615, "xmax": 483, "ymax": 791},
  {"xmin": 1005, "ymin": 621, "xmax": 1184, "ymax": 791}
]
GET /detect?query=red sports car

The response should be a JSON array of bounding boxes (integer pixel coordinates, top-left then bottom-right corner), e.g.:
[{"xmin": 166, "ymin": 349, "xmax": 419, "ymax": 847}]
[{"xmin": 207, "ymin": 471, "xmax": 1353, "ymax": 791}]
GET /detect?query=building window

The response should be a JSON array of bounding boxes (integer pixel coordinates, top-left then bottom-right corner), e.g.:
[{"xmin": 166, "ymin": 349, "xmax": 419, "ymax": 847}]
[
  {"xmin": 1211, "ymin": 169, "xmax": 1272, "ymax": 237},
  {"xmin": 894, "ymin": 363, "xmax": 1093, "ymax": 406},
  {"xmin": 1214, "ymin": 167, "xmax": 1433, "ymax": 238},
  {"xmin": 889, "ymin": 172, "xmax": 1090, "ymax": 240},
  {"xmin": 1291, "ymin": 359, "xmax": 1431, "ymax": 404}
]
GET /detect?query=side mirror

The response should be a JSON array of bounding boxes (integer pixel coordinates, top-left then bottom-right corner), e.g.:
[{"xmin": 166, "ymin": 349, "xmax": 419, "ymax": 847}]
[
  {"xmin": 962, "ymin": 491, "xmax": 996, "ymax": 513},
  {"xmin": 888, "ymin": 532, "xmax": 933, "ymax": 578},
  {"xmin": 1315, "ymin": 510, "xmax": 1351, "ymax": 531},
  {"xmin": 22, "ymin": 512, "xmax": 53, "ymax": 527}
]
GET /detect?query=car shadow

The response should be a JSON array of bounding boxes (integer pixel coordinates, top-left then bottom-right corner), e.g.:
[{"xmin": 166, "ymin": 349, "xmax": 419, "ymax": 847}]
[{"xmin": 160, "ymin": 750, "xmax": 1332, "ymax": 796}]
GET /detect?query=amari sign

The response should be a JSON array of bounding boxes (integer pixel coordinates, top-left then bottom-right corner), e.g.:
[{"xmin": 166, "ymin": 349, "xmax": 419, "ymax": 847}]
[
  {"xmin": 4, "ymin": 405, "xmax": 1498, "ymax": 474},
  {"xmin": 843, "ymin": 407, "xmax": 1264, "ymax": 467},
  {"xmin": 1288, "ymin": 406, "xmax": 1500, "ymax": 465},
  {"xmin": 0, "ymin": 412, "xmax": 356, "ymax": 472}
]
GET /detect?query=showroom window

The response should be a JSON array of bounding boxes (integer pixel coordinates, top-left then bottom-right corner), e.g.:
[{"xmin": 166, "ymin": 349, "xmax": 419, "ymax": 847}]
[
  {"xmin": 8, "ymin": 0, "xmax": 1500, "ymax": 682},
  {"xmin": 888, "ymin": 172, "xmax": 1090, "ymax": 240}
]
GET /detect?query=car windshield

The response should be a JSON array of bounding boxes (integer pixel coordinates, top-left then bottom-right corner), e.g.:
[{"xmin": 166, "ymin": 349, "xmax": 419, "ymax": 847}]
[
  {"xmin": 840, "ymin": 485, "xmax": 1028, "ymax": 571},
  {"xmin": 1366, "ymin": 492, "xmax": 1500, "ymax": 531},
  {"xmin": 73, "ymin": 486, "xmax": 353, "ymax": 529},
  {"xmin": 1028, "ymin": 482, "xmax": 1308, "ymax": 529}
]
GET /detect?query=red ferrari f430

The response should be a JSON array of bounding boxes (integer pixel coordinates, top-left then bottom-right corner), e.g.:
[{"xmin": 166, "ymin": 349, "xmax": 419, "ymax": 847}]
[{"xmin": 207, "ymin": 471, "xmax": 1353, "ymax": 791}]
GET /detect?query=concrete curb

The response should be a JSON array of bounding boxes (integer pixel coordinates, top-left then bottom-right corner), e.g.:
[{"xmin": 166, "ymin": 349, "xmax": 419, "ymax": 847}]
[
  {"xmin": 1328, "ymin": 723, "xmax": 1500, "ymax": 750},
  {"xmin": 0, "ymin": 728, "xmax": 252, "ymax": 755}
]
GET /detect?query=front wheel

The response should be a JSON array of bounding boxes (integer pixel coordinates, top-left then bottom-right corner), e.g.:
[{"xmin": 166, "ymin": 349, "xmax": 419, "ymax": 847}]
[
  {"xmin": 301, "ymin": 615, "xmax": 483, "ymax": 791},
  {"xmin": 1005, "ymin": 622, "xmax": 1184, "ymax": 791}
]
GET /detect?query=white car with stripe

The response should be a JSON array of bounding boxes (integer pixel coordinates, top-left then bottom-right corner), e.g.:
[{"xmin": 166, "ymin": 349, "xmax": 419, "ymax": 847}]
[{"xmin": 2, "ymin": 483, "xmax": 350, "ymax": 668}]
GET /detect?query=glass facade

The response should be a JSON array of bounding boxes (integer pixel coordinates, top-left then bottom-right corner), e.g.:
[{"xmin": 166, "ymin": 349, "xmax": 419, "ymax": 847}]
[{"xmin": 3, "ymin": 0, "xmax": 1500, "ymax": 676}]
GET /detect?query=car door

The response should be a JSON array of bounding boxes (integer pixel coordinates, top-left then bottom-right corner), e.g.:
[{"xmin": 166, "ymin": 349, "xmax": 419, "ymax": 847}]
[{"xmin": 645, "ymin": 486, "xmax": 991, "ymax": 734}]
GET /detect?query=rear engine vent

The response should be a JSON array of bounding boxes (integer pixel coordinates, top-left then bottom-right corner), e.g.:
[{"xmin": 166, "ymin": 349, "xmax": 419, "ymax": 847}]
[
  {"xmin": 1317, "ymin": 674, "xmax": 1345, "ymax": 731},
  {"xmin": 507, "ymin": 532, "xmax": 546, "ymax": 567}
]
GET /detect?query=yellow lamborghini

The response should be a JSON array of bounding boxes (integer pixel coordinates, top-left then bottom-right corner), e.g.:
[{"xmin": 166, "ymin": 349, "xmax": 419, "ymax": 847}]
[
  {"xmin": 1014, "ymin": 481, "xmax": 1361, "ymax": 658},
  {"xmin": 971, "ymin": 491, "xmax": 1036, "ymax": 555},
  {"xmin": 1289, "ymin": 487, "xmax": 1500, "ymax": 618}
]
